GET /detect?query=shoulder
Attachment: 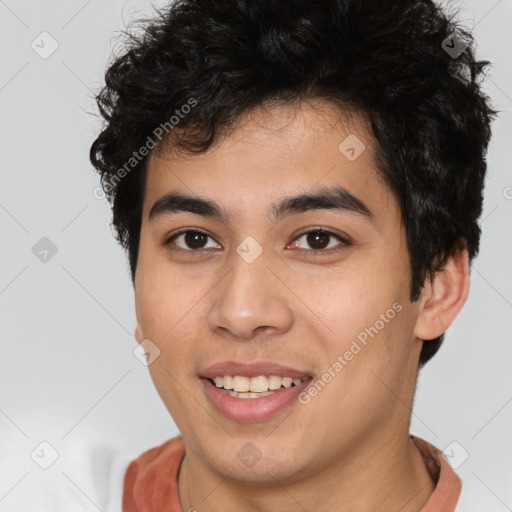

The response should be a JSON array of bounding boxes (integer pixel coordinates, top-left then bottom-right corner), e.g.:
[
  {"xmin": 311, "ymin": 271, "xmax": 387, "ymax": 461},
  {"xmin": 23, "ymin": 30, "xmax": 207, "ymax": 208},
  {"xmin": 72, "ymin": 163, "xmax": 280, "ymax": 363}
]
[
  {"xmin": 410, "ymin": 435, "xmax": 511, "ymax": 512},
  {"xmin": 120, "ymin": 435, "xmax": 186, "ymax": 512}
]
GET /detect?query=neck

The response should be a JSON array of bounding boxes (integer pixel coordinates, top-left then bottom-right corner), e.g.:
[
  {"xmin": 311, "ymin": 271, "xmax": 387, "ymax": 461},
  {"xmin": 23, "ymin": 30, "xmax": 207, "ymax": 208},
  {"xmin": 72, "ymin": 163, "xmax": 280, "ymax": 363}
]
[{"xmin": 177, "ymin": 425, "xmax": 435, "ymax": 512}]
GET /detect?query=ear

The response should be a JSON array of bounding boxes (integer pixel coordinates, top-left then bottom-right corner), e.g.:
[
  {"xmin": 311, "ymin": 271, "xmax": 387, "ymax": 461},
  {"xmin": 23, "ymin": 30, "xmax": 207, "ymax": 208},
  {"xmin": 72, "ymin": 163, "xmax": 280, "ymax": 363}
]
[
  {"xmin": 135, "ymin": 323, "xmax": 144, "ymax": 345},
  {"xmin": 413, "ymin": 248, "xmax": 470, "ymax": 341}
]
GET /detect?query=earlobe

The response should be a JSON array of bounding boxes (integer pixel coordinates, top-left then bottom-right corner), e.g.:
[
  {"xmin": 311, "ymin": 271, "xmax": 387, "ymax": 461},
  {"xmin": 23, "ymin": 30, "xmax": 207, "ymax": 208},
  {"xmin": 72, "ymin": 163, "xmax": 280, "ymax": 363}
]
[{"xmin": 413, "ymin": 249, "xmax": 470, "ymax": 341}]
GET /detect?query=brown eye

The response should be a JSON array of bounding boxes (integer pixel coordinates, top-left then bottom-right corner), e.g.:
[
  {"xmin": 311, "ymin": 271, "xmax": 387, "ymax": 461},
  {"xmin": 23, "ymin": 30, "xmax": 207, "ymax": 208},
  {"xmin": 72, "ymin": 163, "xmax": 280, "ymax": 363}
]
[
  {"xmin": 165, "ymin": 230, "xmax": 220, "ymax": 251},
  {"xmin": 290, "ymin": 229, "xmax": 350, "ymax": 253},
  {"xmin": 306, "ymin": 230, "xmax": 330, "ymax": 250}
]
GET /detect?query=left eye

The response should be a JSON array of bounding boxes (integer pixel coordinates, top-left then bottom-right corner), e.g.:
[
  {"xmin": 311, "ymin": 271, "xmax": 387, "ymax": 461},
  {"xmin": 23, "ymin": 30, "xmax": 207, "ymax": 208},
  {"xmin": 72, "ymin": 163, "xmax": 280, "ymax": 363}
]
[
  {"xmin": 290, "ymin": 229, "xmax": 350, "ymax": 252},
  {"xmin": 164, "ymin": 228, "xmax": 350, "ymax": 253}
]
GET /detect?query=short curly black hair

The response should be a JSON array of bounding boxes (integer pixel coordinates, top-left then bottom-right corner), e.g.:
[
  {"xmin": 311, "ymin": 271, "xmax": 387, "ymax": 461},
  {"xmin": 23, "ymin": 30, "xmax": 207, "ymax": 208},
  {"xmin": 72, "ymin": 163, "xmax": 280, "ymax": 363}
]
[{"xmin": 90, "ymin": 0, "xmax": 497, "ymax": 368}]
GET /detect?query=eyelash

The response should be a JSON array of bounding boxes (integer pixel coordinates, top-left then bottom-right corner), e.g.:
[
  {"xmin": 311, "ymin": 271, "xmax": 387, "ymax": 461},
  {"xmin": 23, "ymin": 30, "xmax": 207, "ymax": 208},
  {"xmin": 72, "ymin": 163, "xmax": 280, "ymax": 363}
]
[{"xmin": 163, "ymin": 228, "xmax": 351, "ymax": 255}]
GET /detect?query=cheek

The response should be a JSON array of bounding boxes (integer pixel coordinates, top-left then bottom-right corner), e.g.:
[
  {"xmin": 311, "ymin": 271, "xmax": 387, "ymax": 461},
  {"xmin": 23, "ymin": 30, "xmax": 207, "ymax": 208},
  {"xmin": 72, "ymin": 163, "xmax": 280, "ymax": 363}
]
[
  {"xmin": 306, "ymin": 248, "xmax": 408, "ymax": 335},
  {"xmin": 310, "ymin": 301, "xmax": 413, "ymax": 436},
  {"xmin": 135, "ymin": 250, "xmax": 210, "ymax": 370},
  {"xmin": 135, "ymin": 243, "xmax": 189, "ymax": 335},
  {"xmin": 304, "ymin": 246, "xmax": 413, "ymax": 389}
]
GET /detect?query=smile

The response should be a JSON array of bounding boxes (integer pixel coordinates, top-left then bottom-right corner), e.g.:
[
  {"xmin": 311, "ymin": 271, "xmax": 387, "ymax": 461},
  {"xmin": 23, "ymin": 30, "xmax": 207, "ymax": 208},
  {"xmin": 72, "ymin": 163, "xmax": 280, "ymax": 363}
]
[
  {"xmin": 211, "ymin": 374, "xmax": 304, "ymax": 397},
  {"xmin": 201, "ymin": 375, "xmax": 313, "ymax": 422}
]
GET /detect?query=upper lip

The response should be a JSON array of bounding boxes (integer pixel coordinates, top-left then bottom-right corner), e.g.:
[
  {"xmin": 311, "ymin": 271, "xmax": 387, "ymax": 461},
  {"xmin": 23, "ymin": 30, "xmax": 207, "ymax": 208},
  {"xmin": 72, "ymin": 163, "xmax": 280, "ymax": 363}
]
[{"xmin": 200, "ymin": 361, "xmax": 313, "ymax": 380}]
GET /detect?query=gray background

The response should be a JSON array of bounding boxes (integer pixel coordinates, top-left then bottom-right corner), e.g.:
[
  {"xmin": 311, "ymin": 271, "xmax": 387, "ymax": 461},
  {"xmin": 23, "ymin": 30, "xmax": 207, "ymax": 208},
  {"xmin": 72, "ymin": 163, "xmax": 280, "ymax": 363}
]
[{"xmin": 1, "ymin": 0, "xmax": 511, "ymax": 510}]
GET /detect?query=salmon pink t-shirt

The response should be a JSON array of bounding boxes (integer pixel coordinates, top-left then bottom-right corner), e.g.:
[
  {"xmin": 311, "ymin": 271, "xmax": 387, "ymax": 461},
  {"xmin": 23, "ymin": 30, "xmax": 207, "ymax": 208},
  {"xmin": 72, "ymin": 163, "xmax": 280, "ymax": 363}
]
[{"xmin": 122, "ymin": 434, "xmax": 461, "ymax": 512}]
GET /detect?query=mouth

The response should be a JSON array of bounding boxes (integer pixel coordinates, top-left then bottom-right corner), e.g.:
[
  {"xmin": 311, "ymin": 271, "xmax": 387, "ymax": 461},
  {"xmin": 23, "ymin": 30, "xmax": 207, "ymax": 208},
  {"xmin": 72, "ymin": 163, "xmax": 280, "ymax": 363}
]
[{"xmin": 199, "ymin": 361, "xmax": 314, "ymax": 422}]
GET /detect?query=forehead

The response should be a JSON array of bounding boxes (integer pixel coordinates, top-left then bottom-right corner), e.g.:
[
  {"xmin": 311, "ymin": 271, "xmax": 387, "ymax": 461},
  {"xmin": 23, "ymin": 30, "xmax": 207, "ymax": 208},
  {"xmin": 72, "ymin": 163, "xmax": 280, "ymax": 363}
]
[{"xmin": 142, "ymin": 98, "xmax": 394, "ymax": 224}]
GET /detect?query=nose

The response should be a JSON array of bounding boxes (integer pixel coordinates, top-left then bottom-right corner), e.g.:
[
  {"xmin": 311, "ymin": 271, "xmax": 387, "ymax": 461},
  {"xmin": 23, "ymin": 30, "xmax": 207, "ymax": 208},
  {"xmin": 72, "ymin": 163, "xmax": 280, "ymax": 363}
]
[{"xmin": 207, "ymin": 249, "xmax": 294, "ymax": 341}]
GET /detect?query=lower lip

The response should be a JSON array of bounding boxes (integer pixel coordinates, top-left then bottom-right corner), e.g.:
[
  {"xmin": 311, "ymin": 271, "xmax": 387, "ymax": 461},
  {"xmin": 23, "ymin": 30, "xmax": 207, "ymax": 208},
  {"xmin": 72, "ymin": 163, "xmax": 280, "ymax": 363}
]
[{"xmin": 201, "ymin": 377, "xmax": 313, "ymax": 422}]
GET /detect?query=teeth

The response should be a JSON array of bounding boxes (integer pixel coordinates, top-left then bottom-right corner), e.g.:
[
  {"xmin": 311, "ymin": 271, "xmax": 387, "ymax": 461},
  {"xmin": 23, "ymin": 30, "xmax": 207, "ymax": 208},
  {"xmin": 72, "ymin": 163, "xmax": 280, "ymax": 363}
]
[
  {"xmin": 282, "ymin": 377, "xmax": 293, "ymax": 388},
  {"xmin": 223, "ymin": 375, "xmax": 233, "ymax": 389},
  {"xmin": 226, "ymin": 390, "xmax": 276, "ymax": 399},
  {"xmin": 211, "ymin": 375, "xmax": 305, "ymax": 393},
  {"xmin": 249, "ymin": 375, "xmax": 268, "ymax": 392},
  {"xmin": 233, "ymin": 376, "xmax": 250, "ymax": 392},
  {"xmin": 268, "ymin": 375, "xmax": 282, "ymax": 390}
]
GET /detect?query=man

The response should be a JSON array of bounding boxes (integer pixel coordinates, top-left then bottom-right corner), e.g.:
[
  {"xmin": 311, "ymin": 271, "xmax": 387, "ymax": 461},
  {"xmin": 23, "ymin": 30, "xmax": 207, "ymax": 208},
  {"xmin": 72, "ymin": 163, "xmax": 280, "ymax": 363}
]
[{"xmin": 90, "ymin": 0, "xmax": 496, "ymax": 510}]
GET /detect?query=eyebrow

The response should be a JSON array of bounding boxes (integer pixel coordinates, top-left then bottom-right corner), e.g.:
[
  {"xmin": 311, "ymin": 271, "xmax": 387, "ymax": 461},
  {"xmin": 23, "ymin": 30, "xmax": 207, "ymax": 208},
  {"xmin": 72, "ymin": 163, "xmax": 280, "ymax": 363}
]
[{"xmin": 148, "ymin": 185, "xmax": 374, "ymax": 224}]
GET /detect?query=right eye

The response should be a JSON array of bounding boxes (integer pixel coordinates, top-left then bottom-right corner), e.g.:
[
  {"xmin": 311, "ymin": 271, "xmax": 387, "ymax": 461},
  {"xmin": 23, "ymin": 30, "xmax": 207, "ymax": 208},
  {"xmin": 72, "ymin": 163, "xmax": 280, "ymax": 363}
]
[{"xmin": 164, "ymin": 229, "xmax": 221, "ymax": 251}]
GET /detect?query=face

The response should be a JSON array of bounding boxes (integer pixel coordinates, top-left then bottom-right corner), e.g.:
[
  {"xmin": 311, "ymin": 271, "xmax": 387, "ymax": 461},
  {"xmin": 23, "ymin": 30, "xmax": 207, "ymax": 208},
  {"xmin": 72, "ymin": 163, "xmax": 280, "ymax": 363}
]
[{"xmin": 134, "ymin": 98, "xmax": 424, "ymax": 482}]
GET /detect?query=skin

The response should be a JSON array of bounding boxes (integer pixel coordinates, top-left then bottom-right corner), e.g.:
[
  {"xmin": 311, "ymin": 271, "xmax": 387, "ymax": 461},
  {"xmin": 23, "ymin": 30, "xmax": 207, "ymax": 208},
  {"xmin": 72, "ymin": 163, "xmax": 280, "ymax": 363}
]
[{"xmin": 134, "ymin": 98, "xmax": 469, "ymax": 512}]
